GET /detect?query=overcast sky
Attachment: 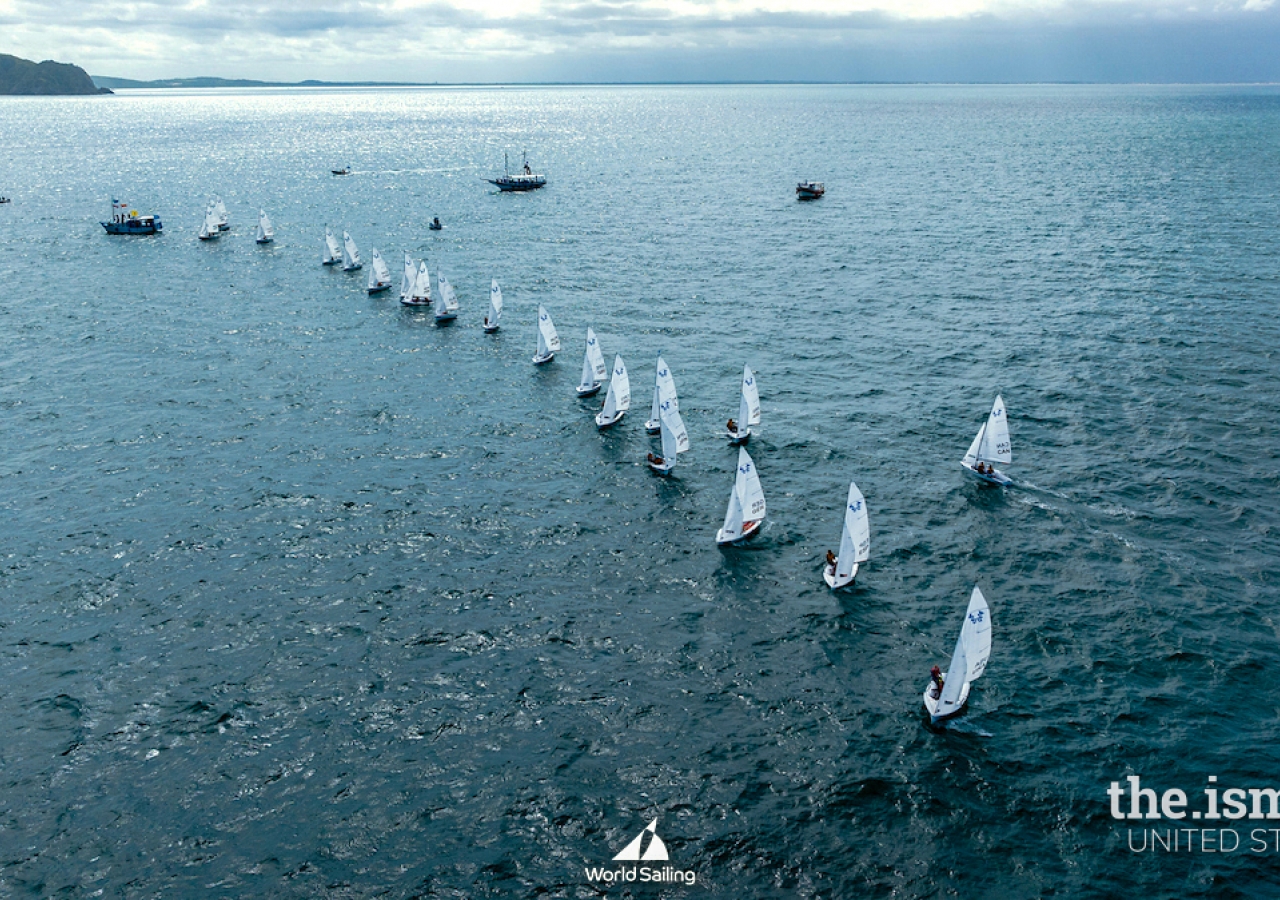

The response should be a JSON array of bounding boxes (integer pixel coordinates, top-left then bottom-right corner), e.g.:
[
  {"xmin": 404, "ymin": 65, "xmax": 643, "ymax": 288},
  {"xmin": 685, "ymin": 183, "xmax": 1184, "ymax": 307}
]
[{"xmin": 3, "ymin": 0, "xmax": 1278, "ymax": 83}]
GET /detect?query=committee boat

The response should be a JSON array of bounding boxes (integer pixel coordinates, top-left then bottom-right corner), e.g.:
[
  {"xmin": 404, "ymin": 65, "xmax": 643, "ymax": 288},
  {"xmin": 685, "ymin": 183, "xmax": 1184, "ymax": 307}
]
[
  {"xmin": 797, "ymin": 181, "xmax": 825, "ymax": 200},
  {"xmin": 101, "ymin": 199, "xmax": 162, "ymax": 234},
  {"xmin": 923, "ymin": 586, "xmax": 993, "ymax": 724},
  {"xmin": 489, "ymin": 152, "xmax": 547, "ymax": 192}
]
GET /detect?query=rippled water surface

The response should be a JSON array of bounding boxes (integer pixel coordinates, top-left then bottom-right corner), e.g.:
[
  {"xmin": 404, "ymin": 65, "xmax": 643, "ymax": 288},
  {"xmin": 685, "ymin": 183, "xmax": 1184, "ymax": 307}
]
[{"xmin": 2, "ymin": 84, "xmax": 1280, "ymax": 898}]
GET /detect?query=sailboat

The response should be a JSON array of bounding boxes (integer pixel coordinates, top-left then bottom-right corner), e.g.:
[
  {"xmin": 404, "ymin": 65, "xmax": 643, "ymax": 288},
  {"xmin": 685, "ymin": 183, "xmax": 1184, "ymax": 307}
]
[
  {"xmin": 484, "ymin": 279, "xmax": 503, "ymax": 333},
  {"xmin": 716, "ymin": 447, "xmax": 766, "ymax": 545},
  {"xmin": 923, "ymin": 586, "xmax": 993, "ymax": 723},
  {"xmin": 576, "ymin": 328, "xmax": 607, "ymax": 397},
  {"xmin": 434, "ymin": 271, "xmax": 459, "ymax": 323},
  {"xmin": 341, "ymin": 231, "xmax": 362, "ymax": 271},
  {"xmin": 366, "ymin": 249, "xmax": 392, "ymax": 294},
  {"xmin": 594, "ymin": 355, "xmax": 630, "ymax": 428},
  {"xmin": 213, "ymin": 196, "xmax": 229, "ymax": 231},
  {"xmin": 823, "ymin": 480, "xmax": 870, "ymax": 589},
  {"xmin": 644, "ymin": 354, "xmax": 679, "ymax": 434},
  {"xmin": 961, "ymin": 395, "xmax": 1012, "ymax": 485},
  {"xmin": 533, "ymin": 305, "xmax": 560, "ymax": 364},
  {"xmin": 322, "ymin": 227, "xmax": 342, "ymax": 265},
  {"xmin": 197, "ymin": 204, "xmax": 220, "ymax": 241},
  {"xmin": 727, "ymin": 365, "xmax": 761, "ymax": 444},
  {"xmin": 402, "ymin": 260, "xmax": 432, "ymax": 306},
  {"xmin": 399, "ymin": 253, "xmax": 416, "ymax": 302},
  {"xmin": 255, "ymin": 209, "xmax": 274, "ymax": 244},
  {"xmin": 647, "ymin": 395, "xmax": 690, "ymax": 475}
]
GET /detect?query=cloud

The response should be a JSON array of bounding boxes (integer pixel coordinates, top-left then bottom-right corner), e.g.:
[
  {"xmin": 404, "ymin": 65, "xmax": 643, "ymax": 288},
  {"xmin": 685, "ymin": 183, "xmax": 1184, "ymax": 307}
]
[{"xmin": 3, "ymin": 0, "xmax": 1278, "ymax": 81}]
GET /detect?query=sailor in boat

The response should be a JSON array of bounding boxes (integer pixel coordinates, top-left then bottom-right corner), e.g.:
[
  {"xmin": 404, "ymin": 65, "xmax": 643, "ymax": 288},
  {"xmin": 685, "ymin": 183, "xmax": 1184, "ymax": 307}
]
[
  {"xmin": 928, "ymin": 666, "xmax": 944, "ymax": 699},
  {"xmin": 727, "ymin": 418, "xmax": 737, "ymax": 433},
  {"xmin": 430, "ymin": 217, "xmax": 442, "ymax": 230},
  {"xmin": 647, "ymin": 452, "xmax": 665, "ymax": 467},
  {"xmin": 523, "ymin": 161, "xmax": 532, "ymax": 175},
  {"xmin": 824, "ymin": 549, "xmax": 837, "ymax": 576}
]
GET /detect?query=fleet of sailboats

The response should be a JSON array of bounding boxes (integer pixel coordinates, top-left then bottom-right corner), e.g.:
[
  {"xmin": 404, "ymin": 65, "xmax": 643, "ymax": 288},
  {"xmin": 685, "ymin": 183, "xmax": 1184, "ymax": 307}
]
[
  {"xmin": 727, "ymin": 365, "xmax": 761, "ymax": 444},
  {"xmin": 823, "ymin": 481, "xmax": 870, "ymax": 589},
  {"xmin": 173, "ymin": 199, "xmax": 1011, "ymax": 723},
  {"xmin": 716, "ymin": 447, "xmax": 766, "ymax": 545},
  {"xmin": 484, "ymin": 280, "xmax": 502, "ymax": 332},
  {"xmin": 962, "ymin": 395, "xmax": 1012, "ymax": 484},
  {"xmin": 435, "ymin": 272, "xmax": 459, "ymax": 323},
  {"xmin": 366, "ymin": 248, "xmax": 392, "ymax": 294},
  {"xmin": 533, "ymin": 305, "xmax": 560, "ymax": 364},
  {"xmin": 594, "ymin": 355, "xmax": 630, "ymax": 428},
  {"xmin": 923, "ymin": 586, "xmax": 992, "ymax": 723},
  {"xmin": 576, "ymin": 328, "xmax": 607, "ymax": 397}
]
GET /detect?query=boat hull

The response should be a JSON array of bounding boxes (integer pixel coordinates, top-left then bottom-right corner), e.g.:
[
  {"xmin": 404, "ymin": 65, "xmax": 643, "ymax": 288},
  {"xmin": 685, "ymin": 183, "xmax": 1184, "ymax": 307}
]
[
  {"xmin": 488, "ymin": 176, "xmax": 546, "ymax": 192},
  {"xmin": 644, "ymin": 419, "xmax": 661, "ymax": 435},
  {"xmin": 648, "ymin": 459, "xmax": 674, "ymax": 476},
  {"xmin": 401, "ymin": 298, "xmax": 431, "ymax": 307},
  {"xmin": 483, "ymin": 323, "xmax": 500, "ymax": 333},
  {"xmin": 323, "ymin": 258, "xmax": 340, "ymax": 266},
  {"xmin": 727, "ymin": 428, "xmax": 751, "ymax": 445},
  {"xmin": 368, "ymin": 283, "xmax": 392, "ymax": 294},
  {"xmin": 923, "ymin": 677, "xmax": 970, "ymax": 723},
  {"xmin": 256, "ymin": 237, "xmax": 273, "ymax": 245},
  {"xmin": 343, "ymin": 263, "xmax": 363, "ymax": 272},
  {"xmin": 961, "ymin": 462, "xmax": 1011, "ymax": 485},
  {"xmin": 716, "ymin": 518, "xmax": 762, "ymax": 546},
  {"xmin": 595, "ymin": 410, "xmax": 625, "ymax": 429},
  {"xmin": 823, "ymin": 562, "xmax": 858, "ymax": 590},
  {"xmin": 576, "ymin": 382, "xmax": 602, "ymax": 398},
  {"xmin": 102, "ymin": 219, "xmax": 162, "ymax": 235},
  {"xmin": 434, "ymin": 312, "xmax": 457, "ymax": 324},
  {"xmin": 532, "ymin": 352, "xmax": 555, "ymax": 365}
]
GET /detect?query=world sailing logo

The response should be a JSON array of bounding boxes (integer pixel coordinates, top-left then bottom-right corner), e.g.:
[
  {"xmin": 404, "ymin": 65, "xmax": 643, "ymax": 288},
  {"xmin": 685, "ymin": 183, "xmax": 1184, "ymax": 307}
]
[{"xmin": 584, "ymin": 818, "xmax": 697, "ymax": 886}]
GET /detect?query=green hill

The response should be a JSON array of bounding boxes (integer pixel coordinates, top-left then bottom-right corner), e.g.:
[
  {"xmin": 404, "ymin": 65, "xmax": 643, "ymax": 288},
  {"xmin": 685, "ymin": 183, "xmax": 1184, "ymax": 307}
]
[{"xmin": 0, "ymin": 54, "xmax": 110, "ymax": 95}]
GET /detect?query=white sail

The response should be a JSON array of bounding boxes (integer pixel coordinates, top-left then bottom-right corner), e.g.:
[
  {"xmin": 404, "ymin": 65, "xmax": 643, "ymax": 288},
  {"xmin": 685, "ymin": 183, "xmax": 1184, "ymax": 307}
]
[
  {"xmin": 835, "ymin": 481, "xmax": 870, "ymax": 581},
  {"xmin": 648, "ymin": 354, "xmax": 679, "ymax": 423},
  {"xmin": 436, "ymin": 272, "xmax": 459, "ymax": 313},
  {"xmin": 214, "ymin": 197, "xmax": 229, "ymax": 230},
  {"xmin": 199, "ymin": 205, "xmax": 219, "ymax": 239},
  {"xmin": 735, "ymin": 446, "xmax": 766, "ymax": 521},
  {"xmin": 720, "ymin": 485, "xmax": 745, "ymax": 541},
  {"xmin": 323, "ymin": 227, "xmax": 342, "ymax": 264},
  {"xmin": 341, "ymin": 231, "xmax": 361, "ymax": 270},
  {"xmin": 741, "ymin": 366, "xmax": 761, "ymax": 426},
  {"xmin": 587, "ymin": 329, "xmax": 607, "ymax": 382},
  {"xmin": 256, "ymin": 209, "xmax": 274, "ymax": 242},
  {"xmin": 599, "ymin": 354, "xmax": 630, "ymax": 421},
  {"xmin": 400, "ymin": 254, "xmax": 416, "ymax": 300},
  {"xmin": 579, "ymin": 328, "xmax": 603, "ymax": 389},
  {"xmin": 964, "ymin": 396, "xmax": 1011, "ymax": 466},
  {"xmin": 412, "ymin": 261, "xmax": 432, "ymax": 303},
  {"xmin": 659, "ymin": 402, "xmax": 683, "ymax": 463},
  {"xmin": 487, "ymin": 279, "xmax": 503, "ymax": 328},
  {"xmin": 537, "ymin": 306, "xmax": 560, "ymax": 357},
  {"xmin": 367, "ymin": 248, "xmax": 390, "ymax": 289},
  {"xmin": 937, "ymin": 586, "xmax": 992, "ymax": 716}
]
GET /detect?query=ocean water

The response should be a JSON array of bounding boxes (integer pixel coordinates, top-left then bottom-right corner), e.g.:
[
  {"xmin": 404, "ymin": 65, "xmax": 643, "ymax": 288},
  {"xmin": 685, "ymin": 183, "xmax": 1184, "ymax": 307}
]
[{"xmin": 1, "ymin": 84, "xmax": 1280, "ymax": 898}]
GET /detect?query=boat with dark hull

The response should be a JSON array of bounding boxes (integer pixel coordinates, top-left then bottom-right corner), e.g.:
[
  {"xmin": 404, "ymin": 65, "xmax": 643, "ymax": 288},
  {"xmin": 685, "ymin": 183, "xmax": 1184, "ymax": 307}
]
[
  {"xmin": 101, "ymin": 199, "xmax": 162, "ymax": 234},
  {"xmin": 796, "ymin": 181, "xmax": 825, "ymax": 200}
]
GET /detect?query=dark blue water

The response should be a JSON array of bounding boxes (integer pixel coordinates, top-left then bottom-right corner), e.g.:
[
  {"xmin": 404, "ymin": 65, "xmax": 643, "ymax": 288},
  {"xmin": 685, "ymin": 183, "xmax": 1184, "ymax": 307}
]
[{"xmin": 2, "ymin": 84, "xmax": 1280, "ymax": 898}]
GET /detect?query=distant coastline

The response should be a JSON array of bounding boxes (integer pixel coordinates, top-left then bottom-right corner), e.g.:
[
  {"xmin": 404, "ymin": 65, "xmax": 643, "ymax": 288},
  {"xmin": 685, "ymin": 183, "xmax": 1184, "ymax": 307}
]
[{"xmin": 91, "ymin": 76, "xmax": 434, "ymax": 90}]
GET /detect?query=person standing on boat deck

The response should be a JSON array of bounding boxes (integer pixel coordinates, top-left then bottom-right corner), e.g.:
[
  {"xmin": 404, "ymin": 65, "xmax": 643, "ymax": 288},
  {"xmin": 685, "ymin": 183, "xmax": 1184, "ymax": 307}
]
[{"xmin": 930, "ymin": 665, "xmax": 944, "ymax": 697}]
